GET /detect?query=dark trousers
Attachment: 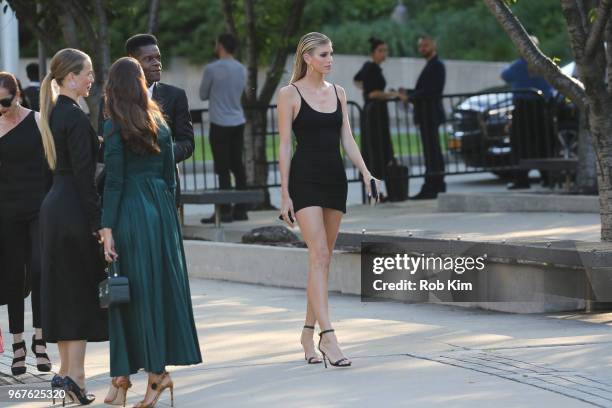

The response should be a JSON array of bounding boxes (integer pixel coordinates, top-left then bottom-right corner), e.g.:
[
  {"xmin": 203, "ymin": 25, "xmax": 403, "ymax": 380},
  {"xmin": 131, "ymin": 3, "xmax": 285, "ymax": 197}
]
[
  {"xmin": 1, "ymin": 210, "xmax": 41, "ymax": 333},
  {"xmin": 418, "ymin": 117, "xmax": 445, "ymax": 191},
  {"xmin": 210, "ymin": 123, "xmax": 248, "ymax": 215}
]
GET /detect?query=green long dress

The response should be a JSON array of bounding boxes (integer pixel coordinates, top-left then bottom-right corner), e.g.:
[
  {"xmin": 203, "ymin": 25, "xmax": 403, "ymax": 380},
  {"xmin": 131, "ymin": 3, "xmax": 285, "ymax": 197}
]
[{"xmin": 101, "ymin": 120, "xmax": 202, "ymax": 376}]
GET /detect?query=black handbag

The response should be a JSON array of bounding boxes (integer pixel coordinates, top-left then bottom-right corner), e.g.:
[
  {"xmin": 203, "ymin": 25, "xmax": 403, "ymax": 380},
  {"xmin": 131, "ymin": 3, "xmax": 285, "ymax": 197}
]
[
  {"xmin": 384, "ymin": 160, "xmax": 409, "ymax": 202},
  {"xmin": 99, "ymin": 261, "xmax": 130, "ymax": 308}
]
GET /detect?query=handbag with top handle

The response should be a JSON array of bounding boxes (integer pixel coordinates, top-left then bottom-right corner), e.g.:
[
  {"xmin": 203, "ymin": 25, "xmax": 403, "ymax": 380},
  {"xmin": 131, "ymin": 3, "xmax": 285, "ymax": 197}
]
[{"xmin": 98, "ymin": 260, "xmax": 130, "ymax": 308}]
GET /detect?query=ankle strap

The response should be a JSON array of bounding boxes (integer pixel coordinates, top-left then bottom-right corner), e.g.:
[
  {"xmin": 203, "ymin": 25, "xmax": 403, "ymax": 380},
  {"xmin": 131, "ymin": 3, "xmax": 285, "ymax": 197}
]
[
  {"xmin": 303, "ymin": 325, "xmax": 315, "ymax": 330},
  {"xmin": 12, "ymin": 341, "xmax": 26, "ymax": 351},
  {"xmin": 319, "ymin": 329, "xmax": 335, "ymax": 337}
]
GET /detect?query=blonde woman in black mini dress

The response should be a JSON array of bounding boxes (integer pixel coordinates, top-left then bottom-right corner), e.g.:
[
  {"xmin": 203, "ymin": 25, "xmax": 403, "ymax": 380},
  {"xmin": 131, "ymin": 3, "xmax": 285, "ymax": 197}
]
[{"xmin": 277, "ymin": 32, "xmax": 380, "ymax": 368}]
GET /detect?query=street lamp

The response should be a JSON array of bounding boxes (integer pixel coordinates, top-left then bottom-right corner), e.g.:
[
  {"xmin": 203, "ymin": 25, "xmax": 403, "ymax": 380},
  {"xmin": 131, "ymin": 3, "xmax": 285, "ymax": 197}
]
[{"xmin": 391, "ymin": 0, "xmax": 407, "ymax": 24}]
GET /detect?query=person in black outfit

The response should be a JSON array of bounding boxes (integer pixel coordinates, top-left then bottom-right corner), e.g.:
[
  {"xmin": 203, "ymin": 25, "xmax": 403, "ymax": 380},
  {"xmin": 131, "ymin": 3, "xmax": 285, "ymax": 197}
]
[
  {"xmin": 278, "ymin": 32, "xmax": 380, "ymax": 368},
  {"xmin": 125, "ymin": 34, "xmax": 194, "ymax": 209},
  {"xmin": 38, "ymin": 48, "xmax": 108, "ymax": 404},
  {"xmin": 23, "ymin": 63, "xmax": 40, "ymax": 112},
  {"xmin": 353, "ymin": 38, "xmax": 400, "ymax": 196},
  {"xmin": 400, "ymin": 35, "xmax": 446, "ymax": 199},
  {"xmin": 0, "ymin": 71, "xmax": 52, "ymax": 376}
]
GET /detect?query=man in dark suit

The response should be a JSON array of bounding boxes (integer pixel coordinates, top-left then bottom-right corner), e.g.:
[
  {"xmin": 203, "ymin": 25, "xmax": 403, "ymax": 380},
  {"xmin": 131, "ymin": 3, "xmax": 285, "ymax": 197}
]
[
  {"xmin": 99, "ymin": 34, "xmax": 195, "ymax": 207},
  {"xmin": 23, "ymin": 63, "xmax": 40, "ymax": 112},
  {"xmin": 400, "ymin": 35, "xmax": 446, "ymax": 199}
]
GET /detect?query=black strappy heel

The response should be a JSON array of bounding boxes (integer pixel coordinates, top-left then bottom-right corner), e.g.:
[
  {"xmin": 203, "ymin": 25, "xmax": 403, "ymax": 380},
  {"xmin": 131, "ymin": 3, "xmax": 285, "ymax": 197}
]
[
  {"xmin": 317, "ymin": 329, "xmax": 351, "ymax": 368},
  {"xmin": 11, "ymin": 340, "xmax": 27, "ymax": 375},
  {"xmin": 63, "ymin": 376, "xmax": 95, "ymax": 405},
  {"xmin": 31, "ymin": 334, "xmax": 52, "ymax": 372},
  {"xmin": 302, "ymin": 325, "xmax": 322, "ymax": 364}
]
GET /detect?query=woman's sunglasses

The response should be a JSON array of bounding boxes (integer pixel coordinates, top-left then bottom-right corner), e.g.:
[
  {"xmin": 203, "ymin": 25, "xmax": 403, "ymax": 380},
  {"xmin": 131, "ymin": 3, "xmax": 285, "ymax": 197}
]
[{"xmin": 0, "ymin": 94, "xmax": 15, "ymax": 108}]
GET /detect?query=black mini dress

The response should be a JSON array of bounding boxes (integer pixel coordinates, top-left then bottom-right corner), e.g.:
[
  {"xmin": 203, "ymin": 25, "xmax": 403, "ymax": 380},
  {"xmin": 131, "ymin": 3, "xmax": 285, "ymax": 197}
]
[{"xmin": 288, "ymin": 83, "xmax": 348, "ymax": 214}]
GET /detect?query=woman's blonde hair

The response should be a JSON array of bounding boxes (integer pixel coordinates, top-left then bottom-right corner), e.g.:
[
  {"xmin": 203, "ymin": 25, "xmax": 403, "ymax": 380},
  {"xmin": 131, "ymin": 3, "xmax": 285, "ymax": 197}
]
[
  {"xmin": 289, "ymin": 32, "xmax": 331, "ymax": 83},
  {"xmin": 39, "ymin": 48, "xmax": 91, "ymax": 169}
]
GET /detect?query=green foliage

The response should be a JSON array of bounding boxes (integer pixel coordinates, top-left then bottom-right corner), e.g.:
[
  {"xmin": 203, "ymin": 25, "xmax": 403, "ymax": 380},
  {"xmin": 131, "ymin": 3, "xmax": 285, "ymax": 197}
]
[{"xmin": 16, "ymin": 0, "xmax": 572, "ymax": 64}]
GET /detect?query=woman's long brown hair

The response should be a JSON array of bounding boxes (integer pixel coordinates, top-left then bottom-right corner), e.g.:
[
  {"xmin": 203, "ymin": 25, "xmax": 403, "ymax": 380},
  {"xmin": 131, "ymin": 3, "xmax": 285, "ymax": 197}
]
[{"xmin": 104, "ymin": 57, "xmax": 165, "ymax": 155}]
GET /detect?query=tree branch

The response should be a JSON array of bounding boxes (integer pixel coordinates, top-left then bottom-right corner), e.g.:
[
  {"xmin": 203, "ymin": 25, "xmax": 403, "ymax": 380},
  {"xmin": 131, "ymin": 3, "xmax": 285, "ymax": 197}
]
[
  {"xmin": 258, "ymin": 0, "xmax": 306, "ymax": 105},
  {"xmin": 5, "ymin": 0, "xmax": 55, "ymax": 51},
  {"xmin": 560, "ymin": 0, "xmax": 589, "ymax": 62},
  {"xmin": 585, "ymin": 0, "xmax": 612, "ymax": 59},
  {"xmin": 483, "ymin": 0, "xmax": 587, "ymax": 109}
]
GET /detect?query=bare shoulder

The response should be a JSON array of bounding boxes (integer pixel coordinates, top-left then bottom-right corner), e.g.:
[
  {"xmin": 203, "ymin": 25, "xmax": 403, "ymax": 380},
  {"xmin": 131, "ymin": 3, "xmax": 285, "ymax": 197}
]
[{"xmin": 278, "ymin": 84, "xmax": 300, "ymax": 104}]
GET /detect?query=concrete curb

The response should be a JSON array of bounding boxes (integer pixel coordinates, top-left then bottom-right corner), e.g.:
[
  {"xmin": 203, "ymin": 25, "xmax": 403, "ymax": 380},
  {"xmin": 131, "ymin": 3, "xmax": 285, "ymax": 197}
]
[
  {"xmin": 438, "ymin": 192, "xmax": 599, "ymax": 213},
  {"xmin": 185, "ymin": 241, "xmax": 361, "ymax": 295}
]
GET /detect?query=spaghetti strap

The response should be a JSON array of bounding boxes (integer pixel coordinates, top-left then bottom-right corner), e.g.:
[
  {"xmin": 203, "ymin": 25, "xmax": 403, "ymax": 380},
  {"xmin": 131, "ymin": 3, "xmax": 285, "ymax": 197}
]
[
  {"xmin": 332, "ymin": 84, "xmax": 339, "ymax": 99},
  {"xmin": 291, "ymin": 83, "xmax": 304, "ymax": 98}
]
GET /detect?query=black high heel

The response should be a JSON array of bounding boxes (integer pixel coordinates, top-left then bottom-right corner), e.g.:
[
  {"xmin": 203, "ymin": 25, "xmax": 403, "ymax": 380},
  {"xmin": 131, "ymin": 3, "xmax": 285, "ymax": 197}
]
[
  {"xmin": 11, "ymin": 340, "xmax": 27, "ymax": 375},
  {"xmin": 63, "ymin": 376, "xmax": 95, "ymax": 405},
  {"xmin": 302, "ymin": 325, "xmax": 322, "ymax": 364},
  {"xmin": 30, "ymin": 334, "xmax": 52, "ymax": 372},
  {"xmin": 50, "ymin": 374, "xmax": 64, "ymax": 405},
  {"xmin": 317, "ymin": 329, "xmax": 351, "ymax": 368}
]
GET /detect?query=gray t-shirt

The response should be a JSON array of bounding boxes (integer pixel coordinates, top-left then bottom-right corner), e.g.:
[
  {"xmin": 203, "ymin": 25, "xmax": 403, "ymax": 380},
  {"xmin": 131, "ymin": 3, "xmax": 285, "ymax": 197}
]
[{"xmin": 199, "ymin": 58, "xmax": 246, "ymax": 126}]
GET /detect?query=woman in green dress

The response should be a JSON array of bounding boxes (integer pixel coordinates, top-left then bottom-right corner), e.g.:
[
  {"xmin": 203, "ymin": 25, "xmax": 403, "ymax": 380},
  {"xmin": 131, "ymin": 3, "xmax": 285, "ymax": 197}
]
[{"xmin": 100, "ymin": 57, "xmax": 202, "ymax": 408}]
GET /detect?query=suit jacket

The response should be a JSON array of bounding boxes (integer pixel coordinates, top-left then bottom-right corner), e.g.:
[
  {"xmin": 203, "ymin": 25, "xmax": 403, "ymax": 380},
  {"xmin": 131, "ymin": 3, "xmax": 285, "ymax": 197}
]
[
  {"xmin": 410, "ymin": 55, "xmax": 446, "ymax": 125},
  {"xmin": 97, "ymin": 82, "xmax": 195, "ymax": 205}
]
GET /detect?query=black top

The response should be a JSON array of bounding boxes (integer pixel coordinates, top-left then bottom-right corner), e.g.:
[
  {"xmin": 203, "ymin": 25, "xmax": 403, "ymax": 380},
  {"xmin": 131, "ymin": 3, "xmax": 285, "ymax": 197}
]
[
  {"xmin": 23, "ymin": 86, "xmax": 41, "ymax": 112},
  {"xmin": 354, "ymin": 61, "xmax": 386, "ymax": 104},
  {"xmin": 50, "ymin": 95, "xmax": 101, "ymax": 232},
  {"xmin": 0, "ymin": 111, "xmax": 49, "ymax": 212},
  {"xmin": 289, "ymin": 84, "xmax": 346, "ymax": 185}
]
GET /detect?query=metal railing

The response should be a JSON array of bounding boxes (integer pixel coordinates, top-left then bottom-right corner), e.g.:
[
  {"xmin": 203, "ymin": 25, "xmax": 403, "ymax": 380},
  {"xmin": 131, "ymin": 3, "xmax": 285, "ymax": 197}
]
[{"xmin": 180, "ymin": 89, "xmax": 577, "ymax": 200}]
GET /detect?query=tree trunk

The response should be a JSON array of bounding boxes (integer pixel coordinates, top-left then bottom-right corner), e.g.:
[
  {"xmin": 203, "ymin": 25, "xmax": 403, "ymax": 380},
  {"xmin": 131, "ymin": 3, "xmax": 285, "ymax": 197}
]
[
  {"xmin": 575, "ymin": 106, "xmax": 598, "ymax": 194},
  {"xmin": 147, "ymin": 0, "xmax": 160, "ymax": 34},
  {"xmin": 244, "ymin": 105, "xmax": 272, "ymax": 208},
  {"xmin": 588, "ymin": 97, "xmax": 612, "ymax": 239}
]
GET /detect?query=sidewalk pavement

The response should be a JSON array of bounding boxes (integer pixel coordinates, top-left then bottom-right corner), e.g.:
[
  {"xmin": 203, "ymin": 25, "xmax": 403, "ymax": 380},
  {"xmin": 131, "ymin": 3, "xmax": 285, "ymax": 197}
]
[
  {"xmin": 184, "ymin": 193, "xmax": 602, "ymax": 244},
  {"xmin": 1, "ymin": 278, "xmax": 611, "ymax": 407}
]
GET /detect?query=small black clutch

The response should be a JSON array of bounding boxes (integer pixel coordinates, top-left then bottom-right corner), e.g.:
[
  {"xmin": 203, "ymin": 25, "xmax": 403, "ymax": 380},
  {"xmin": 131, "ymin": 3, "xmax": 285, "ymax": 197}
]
[{"xmin": 99, "ymin": 261, "xmax": 130, "ymax": 309}]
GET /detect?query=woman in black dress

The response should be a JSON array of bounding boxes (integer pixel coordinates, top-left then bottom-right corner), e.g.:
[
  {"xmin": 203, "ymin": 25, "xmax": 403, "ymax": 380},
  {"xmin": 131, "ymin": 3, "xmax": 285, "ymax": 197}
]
[
  {"xmin": 278, "ymin": 32, "xmax": 380, "ymax": 368},
  {"xmin": 0, "ymin": 71, "xmax": 52, "ymax": 375},
  {"xmin": 39, "ymin": 48, "xmax": 107, "ymax": 405},
  {"xmin": 353, "ymin": 37, "xmax": 400, "ymax": 192}
]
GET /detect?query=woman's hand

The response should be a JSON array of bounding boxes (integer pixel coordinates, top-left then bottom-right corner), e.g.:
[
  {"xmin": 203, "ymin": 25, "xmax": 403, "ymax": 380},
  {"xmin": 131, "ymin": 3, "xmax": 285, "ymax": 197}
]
[
  {"xmin": 363, "ymin": 172, "xmax": 382, "ymax": 203},
  {"xmin": 280, "ymin": 195, "xmax": 296, "ymax": 227},
  {"xmin": 99, "ymin": 228, "xmax": 118, "ymax": 262}
]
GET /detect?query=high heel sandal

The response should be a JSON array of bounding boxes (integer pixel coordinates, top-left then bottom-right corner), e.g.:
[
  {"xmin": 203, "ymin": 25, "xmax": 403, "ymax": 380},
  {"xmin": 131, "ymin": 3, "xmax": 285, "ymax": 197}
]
[
  {"xmin": 30, "ymin": 334, "xmax": 52, "ymax": 372},
  {"xmin": 317, "ymin": 329, "xmax": 351, "ymax": 368},
  {"xmin": 302, "ymin": 325, "xmax": 322, "ymax": 364},
  {"xmin": 11, "ymin": 340, "xmax": 27, "ymax": 375},
  {"xmin": 63, "ymin": 376, "xmax": 95, "ymax": 405},
  {"xmin": 51, "ymin": 374, "xmax": 64, "ymax": 405},
  {"xmin": 133, "ymin": 371, "xmax": 174, "ymax": 408},
  {"xmin": 104, "ymin": 377, "xmax": 132, "ymax": 407}
]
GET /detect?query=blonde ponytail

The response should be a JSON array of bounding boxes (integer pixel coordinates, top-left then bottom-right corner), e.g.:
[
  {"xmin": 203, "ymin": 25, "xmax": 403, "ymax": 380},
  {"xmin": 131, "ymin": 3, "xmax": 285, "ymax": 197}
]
[
  {"xmin": 39, "ymin": 72, "xmax": 57, "ymax": 169},
  {"xmin": 38, "ymin": 48, "xmax": 90, "ymax": 170},
  {"xmin": 290, "ymin": 32, "xmax": 331, "ymax": 83}
]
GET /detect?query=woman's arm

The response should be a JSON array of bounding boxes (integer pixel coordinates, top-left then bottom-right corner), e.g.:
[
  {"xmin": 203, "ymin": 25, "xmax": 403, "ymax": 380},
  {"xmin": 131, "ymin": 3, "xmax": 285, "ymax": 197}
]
[
  {"xmin": 337, "ymin": 85, "xmax": 380, "ymax": 197},
  {"xmin": 100, "ymin": 121, "xmax": 124, "ymax": 231},
  {"xmin": 277, "ymin": 85, "xmax": 297, "ymax": 225},
  {"xmin": 367, "ymin": 89, "xmax": 400, "ymax": 100}
]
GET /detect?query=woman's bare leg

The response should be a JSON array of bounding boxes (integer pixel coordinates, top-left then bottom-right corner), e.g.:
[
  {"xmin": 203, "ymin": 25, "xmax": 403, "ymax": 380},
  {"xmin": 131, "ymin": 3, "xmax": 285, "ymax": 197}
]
[{"xmin": 296, "ymin": 206, "xmax": 349, "ymax": 364}]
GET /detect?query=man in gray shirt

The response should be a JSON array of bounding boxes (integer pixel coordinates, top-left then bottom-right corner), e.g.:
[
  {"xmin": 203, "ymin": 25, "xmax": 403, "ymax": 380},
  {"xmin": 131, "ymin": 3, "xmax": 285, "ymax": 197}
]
[{"xmin": 200, "ymin": 33, "xmax": 248, "ymax": 223}]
